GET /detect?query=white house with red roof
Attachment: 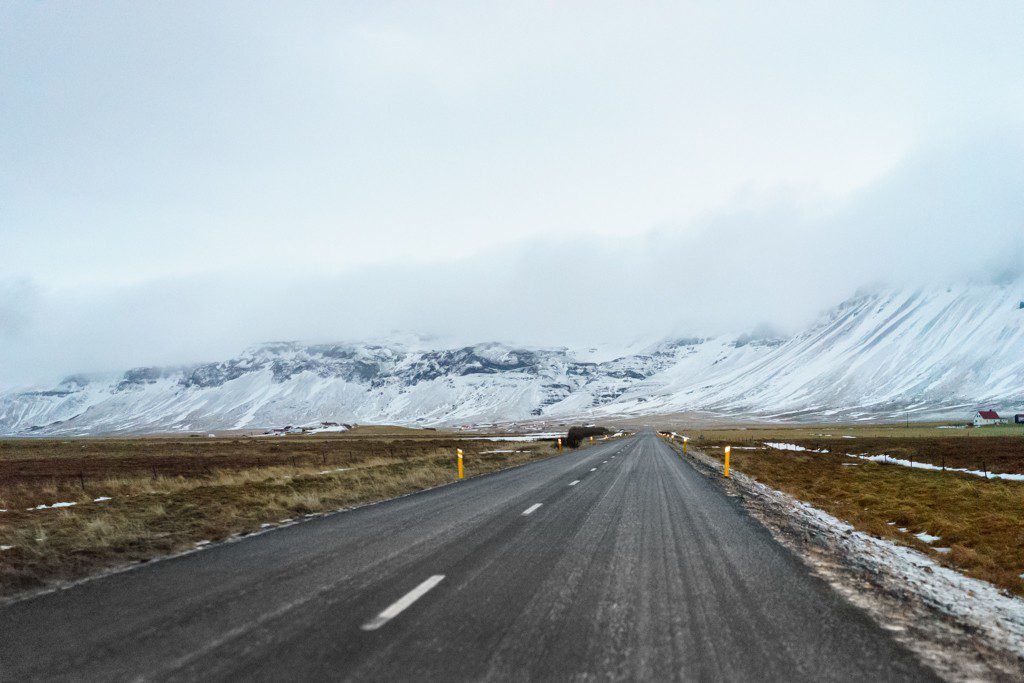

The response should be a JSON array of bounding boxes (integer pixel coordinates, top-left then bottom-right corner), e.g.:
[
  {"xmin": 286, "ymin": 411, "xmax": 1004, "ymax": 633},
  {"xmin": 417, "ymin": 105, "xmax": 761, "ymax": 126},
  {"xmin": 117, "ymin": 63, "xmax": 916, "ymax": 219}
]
[{"xmin": 973, "ymin": 410, "xmax": 1006, "ymax": 427}]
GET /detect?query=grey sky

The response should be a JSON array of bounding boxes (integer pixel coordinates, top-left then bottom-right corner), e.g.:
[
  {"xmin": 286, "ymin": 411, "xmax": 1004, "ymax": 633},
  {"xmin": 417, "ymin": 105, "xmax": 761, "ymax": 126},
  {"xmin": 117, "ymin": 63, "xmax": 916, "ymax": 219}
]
[{"xmin": 2, "ymin": 2, "xmax": 1024, "ymax": 386}]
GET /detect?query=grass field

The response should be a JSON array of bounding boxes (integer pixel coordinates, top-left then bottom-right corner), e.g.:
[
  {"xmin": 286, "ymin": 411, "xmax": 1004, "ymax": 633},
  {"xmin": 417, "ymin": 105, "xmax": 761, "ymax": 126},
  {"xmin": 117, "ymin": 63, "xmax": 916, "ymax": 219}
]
[
  {"xmin": 0, "ymin": 428, "xmax": 576, "ymax": 599},
  {"xmin": 680, "ymin": 422, "xmax": 1024, "ymax": 474},
  {"xmin": 669, "ymin": 424, "xmax": 1024, "ymax": 595}
]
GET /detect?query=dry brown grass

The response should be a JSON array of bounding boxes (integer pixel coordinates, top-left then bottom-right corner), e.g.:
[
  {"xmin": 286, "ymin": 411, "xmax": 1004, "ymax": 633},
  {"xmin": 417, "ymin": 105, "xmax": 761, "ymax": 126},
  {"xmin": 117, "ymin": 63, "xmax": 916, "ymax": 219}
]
[
  {"xmin": 0, "ymin": 433, "xmax": 565, "ymax": 599},
  {"xmin": 674, "ymin": 422, "xmax": 1024, "ymax": 474},
  {"xmin": 687, "ymin": 440, "xmax": 1024, "ymax": 596}
]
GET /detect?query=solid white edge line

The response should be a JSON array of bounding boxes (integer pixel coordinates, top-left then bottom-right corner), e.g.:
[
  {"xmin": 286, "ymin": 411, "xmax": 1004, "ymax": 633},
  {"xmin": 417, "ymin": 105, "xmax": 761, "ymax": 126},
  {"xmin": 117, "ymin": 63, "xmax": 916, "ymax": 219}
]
[
  {"xmin": 569, "ymin": 480, "xmax": 581, "ymax": 486},
  {"xmin": 522, "ymin": 503, "xmax": 543, "ymax": 516},
  {"xmin": 361, "ymin": 575, "xmax": 445, "ymax": 631}
]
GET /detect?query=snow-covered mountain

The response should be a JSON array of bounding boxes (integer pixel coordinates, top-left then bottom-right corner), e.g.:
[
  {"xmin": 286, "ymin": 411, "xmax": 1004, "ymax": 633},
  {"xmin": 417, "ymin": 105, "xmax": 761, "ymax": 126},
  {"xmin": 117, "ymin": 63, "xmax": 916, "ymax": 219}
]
[{"xmin": 2, "ymin": 282, "xmax": 1022, "ymax": 434}]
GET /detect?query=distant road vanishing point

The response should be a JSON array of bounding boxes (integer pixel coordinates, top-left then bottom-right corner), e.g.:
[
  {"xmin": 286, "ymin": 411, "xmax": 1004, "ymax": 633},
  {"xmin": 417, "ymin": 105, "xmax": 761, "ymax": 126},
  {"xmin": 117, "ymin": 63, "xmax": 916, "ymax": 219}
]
[{"xmin": 0, "ymin": 430, "xmax": 936, "ymax": 681}]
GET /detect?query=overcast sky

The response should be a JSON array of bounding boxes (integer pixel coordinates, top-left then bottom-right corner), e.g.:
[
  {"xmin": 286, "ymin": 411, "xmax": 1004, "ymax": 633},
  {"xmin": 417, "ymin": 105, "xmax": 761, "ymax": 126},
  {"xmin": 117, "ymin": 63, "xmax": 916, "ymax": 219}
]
[{"xmin": 2, "ymin": 2, "xmax": 1024, "ymax": 387}]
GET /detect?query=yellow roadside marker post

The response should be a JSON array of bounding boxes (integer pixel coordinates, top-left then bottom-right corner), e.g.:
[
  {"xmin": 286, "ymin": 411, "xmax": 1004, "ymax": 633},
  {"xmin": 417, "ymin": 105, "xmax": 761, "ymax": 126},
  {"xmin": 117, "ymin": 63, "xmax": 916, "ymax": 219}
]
[
  {"xmin": 682, "ymin": 436, "xmax": 688, "ymax": 455},
  {"xmin": 590, "ymin": 436, "xmax": 594, "ymax": 444},
  {"xmin": 457, "ymin": 448, "xmax": 464, "ymax": 479},
  {"xmin": 557, "ymin": 438, "xmax": 563, "ymax": 453},
  {"xmin": 723, "ymin": 445, "xmax": 731, "ymax": 478}
]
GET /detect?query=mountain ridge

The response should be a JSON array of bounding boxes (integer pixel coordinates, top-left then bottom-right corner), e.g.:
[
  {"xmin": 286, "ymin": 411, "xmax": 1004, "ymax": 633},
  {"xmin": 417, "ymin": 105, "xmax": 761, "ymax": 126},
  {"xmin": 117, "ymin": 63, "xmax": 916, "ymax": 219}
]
[{"xmin": 2, "ymin": 281, "xmax": 1022, "ymax": 435}]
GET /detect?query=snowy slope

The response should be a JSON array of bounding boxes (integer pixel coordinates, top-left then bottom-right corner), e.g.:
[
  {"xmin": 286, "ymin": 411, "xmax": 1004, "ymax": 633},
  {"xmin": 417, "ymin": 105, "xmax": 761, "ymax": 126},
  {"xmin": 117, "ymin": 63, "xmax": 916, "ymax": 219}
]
[
  {"xmin": 1, "ymin": 282, "xmax": 1021, "ymax": 434},
  {"xmin": 631, "ymin": 282, "xmax": 1024, "ymax": 420}
]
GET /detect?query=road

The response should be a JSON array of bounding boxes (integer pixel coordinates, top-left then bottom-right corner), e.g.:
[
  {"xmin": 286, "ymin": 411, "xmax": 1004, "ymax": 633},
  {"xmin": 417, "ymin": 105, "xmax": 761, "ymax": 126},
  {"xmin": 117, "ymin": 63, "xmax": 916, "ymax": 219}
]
[{"xmin": 0, "ymin": 430, "xmax": 937, "ymax": 681}]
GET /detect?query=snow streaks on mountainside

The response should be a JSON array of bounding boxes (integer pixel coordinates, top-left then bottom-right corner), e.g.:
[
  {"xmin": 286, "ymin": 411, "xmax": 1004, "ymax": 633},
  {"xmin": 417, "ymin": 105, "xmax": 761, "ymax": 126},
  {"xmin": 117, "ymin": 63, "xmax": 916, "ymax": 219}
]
[
  {"xmin": 629, "ymin": 283, "xmax": 1024, "ymax": 420},
  {"xmin": 1, "ymin": 282, "xmax": 1022, "ymax": 434}
]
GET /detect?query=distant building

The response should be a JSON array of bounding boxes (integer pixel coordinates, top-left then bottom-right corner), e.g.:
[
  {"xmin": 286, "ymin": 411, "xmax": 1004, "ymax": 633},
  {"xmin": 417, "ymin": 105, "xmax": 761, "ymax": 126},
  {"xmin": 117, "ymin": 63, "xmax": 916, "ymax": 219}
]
[{"xmin": 973, "ymin": 410, "xmax": 1005, "ymax": 426}]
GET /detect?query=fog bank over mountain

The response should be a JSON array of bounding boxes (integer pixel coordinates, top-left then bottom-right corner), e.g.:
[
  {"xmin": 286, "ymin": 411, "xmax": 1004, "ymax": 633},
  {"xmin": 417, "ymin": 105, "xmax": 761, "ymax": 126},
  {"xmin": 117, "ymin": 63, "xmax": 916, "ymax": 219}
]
[{"xmin": 2, "ymin": 133, "xmax": 1023, "ymax": 389}]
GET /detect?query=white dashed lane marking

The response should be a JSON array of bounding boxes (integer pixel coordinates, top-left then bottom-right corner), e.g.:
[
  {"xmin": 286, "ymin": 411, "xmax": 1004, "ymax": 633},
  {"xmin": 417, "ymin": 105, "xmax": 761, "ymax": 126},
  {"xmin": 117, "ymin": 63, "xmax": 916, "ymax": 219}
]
[{"xmin": 361, "ymin": 575, "xmax": 445, "ymax": 631}]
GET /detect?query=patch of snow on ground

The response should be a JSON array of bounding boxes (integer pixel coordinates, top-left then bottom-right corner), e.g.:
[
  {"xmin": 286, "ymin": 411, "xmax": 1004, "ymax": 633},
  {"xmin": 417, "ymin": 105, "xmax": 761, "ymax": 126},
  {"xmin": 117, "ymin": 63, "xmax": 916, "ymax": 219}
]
[
  {"xmin": 93, "ymin": 496, "xmax": 112, "ymax": 502},
  {"xmin": 317, "ymin": 467, "xmax": 350, "ymax": 475},
  {"xmin": 0, "ymin": 545, "xmax": 14, "ymax": 551},
  {"xmin": 914, "ymin": 531, "xmax": 941, "ymax": 544},
  {"xmin": 481, "ymin": 449, "xmax": 526, "ymax": 454},
  {"xmin": 27, "ymin": 501, "xmax": 77, "ymax": 511},
  {"xmin": 466, "ymin": 432, "xmax": 563, "ymax": 442},
  {"xmin": 846, "ymin": 453, "xmax": 1024, "ymax": 481},
  {"xmin": 306, "ymin": 425, "xmax": 350, "ymax": 434},
  {"xmin": 764, "ymin": 442, "xmax": 829, "ymax": 453}
]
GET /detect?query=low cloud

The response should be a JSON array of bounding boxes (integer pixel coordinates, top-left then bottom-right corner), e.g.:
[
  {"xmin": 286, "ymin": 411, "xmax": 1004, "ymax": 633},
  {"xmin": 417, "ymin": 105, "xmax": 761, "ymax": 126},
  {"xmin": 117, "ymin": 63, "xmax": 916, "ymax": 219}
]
[{"xmin": 2, "ymin": 134, "xmax": 1022, "ymax": 388}]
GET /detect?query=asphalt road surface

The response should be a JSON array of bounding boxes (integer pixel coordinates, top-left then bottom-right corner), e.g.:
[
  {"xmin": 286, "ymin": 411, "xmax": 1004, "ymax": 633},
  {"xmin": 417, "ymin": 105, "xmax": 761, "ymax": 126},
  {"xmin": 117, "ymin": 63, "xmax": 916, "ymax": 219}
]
[{"xmin": 0, "ymin": 430, "xmax": 938, "ymax": 681}]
